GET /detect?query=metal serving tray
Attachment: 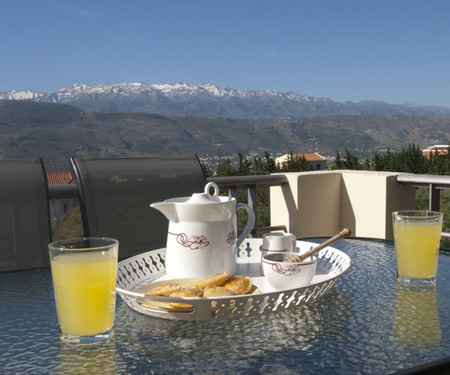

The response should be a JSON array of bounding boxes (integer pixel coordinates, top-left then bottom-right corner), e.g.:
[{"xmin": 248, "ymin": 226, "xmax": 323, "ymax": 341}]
[{"xmin": 116, "ymin": 239, "xmax": 351, "ymax": 321}]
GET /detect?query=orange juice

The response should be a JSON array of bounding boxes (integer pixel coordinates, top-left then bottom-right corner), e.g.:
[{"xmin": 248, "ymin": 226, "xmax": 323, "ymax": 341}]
[
  {"xmin": 50, "ymin": 251, "xmax": 117, "ymax": 337},
  {"xmin": 393, "ymin": 221, "xmax": 441, "ymax": 279}
]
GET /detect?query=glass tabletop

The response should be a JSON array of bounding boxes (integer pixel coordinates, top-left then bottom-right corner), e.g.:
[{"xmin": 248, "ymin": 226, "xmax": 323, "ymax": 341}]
[{"xmin": 1, "ymin": 238, "xmax": 450, "ymax": 374}]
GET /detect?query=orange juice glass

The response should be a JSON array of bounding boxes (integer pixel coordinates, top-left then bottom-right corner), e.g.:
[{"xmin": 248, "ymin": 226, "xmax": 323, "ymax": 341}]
[
  {"xmin": 49, "ymin": 237, "xmax": 118, "ymax": 345},
  {"xmin": 392, "ymin": 211, "xmax": 443, "ymax": 285}
]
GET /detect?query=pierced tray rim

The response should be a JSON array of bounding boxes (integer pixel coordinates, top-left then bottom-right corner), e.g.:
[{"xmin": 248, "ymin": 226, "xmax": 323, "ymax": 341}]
[{"xmin": 116, "ymin": 239, "xmax": 351, "ymax": 321}]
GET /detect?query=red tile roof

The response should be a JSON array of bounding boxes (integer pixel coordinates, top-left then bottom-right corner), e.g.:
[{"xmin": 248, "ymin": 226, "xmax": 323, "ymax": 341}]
[
  {"xmin": 422, "ymin": 145, "xmax": 449, "ymax": 159},
  {"xmin": 47, "ymin": 171, "xmax": 75, "ymax": 185},
  {"xmin": 292, "ymin": 153, "xmax": 326, "ymax": 162}
]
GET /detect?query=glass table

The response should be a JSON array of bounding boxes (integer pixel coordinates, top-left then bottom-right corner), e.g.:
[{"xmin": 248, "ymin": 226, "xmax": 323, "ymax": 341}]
[{"xmin": 1, "ymin": 238, "xmax": 450, "ymax": 374}]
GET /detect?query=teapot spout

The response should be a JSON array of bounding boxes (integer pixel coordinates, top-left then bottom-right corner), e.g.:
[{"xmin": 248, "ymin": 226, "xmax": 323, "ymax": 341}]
[{"xmin": 150, "ymin": 201, "xmax": 179, "ymax": 223}]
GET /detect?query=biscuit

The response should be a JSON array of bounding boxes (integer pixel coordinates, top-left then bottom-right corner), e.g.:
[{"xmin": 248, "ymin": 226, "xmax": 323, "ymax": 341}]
[
  {"xmin": 223, "ymin": 275, "xmax": 252, "ymax": 295},
  {"xmin": 170, "ymin": 287, "xmax": 204, "ymax": 298},
  {"xmin": 167, "ymin": 287, "xmax": 203, "ymax": 308},
  {"xmin": 191, "ymin": 272, "xmax": 230, "ymax": 289},
  {"xmin": 148, "ymin": 283, "xmax": 182, "ymax": 296},
  {"xmin": 203, "ymin": 285, "xmax": 236, "ymax": 297}
]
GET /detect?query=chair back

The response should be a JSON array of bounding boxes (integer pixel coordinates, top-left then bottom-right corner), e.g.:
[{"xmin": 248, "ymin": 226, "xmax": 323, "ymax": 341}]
[
  {"xmin": 0, "ymin": 158, "xmax": 51, "ymax": 271},
  {"xmin": 71, "ymin": 156, "xmax": 207, "ymax": 259}
]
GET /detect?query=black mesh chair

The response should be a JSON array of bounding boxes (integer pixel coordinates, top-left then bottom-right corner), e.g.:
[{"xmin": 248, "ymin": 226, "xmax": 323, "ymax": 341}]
[
  {"xmin": 71, "ymin": 156, "xmax": 207, "ymax": 259},
  {"xmin": 0, "ymin": 158, "xmax": 52, "ymax": 271}
]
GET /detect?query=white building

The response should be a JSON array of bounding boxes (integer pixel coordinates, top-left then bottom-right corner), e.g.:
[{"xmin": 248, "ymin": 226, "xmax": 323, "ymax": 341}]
[{"xmin": 422, "ymin": 145, "xmax": 449, "ymax": 159}]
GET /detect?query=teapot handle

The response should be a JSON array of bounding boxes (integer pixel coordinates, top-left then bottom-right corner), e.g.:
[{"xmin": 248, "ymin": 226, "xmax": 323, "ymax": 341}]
[
  {"xmin": 290, "ymin": 233, "xmax": 298, "ymax": 252},
  {"xmin": 235, "ymin": 203, "xmax": 256, "ymax": 248}
]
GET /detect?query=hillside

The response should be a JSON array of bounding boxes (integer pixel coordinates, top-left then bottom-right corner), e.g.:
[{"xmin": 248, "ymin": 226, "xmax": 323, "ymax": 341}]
[{"xmin": 0, "ymin": 100, "xmax": 449, "ymax": 171}]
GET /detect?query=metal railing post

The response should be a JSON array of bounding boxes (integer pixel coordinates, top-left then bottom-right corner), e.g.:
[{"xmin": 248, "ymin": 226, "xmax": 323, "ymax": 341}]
[
  {"xmin": 247, "ymin": 184, "xmax": 257, "ymax": 237},
  {"xmin": 429, "ymin": 183, "xmax": 441, "ymax": 212},
  {"xmin": 229, "ymin": 187, "xmax": 239, "ymax": 236}
]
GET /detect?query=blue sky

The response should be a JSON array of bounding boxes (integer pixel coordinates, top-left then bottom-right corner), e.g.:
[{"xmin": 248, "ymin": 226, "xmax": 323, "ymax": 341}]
[{"xmin": 2, "ymin": 0, "xmax": 450, "ymax": 107}]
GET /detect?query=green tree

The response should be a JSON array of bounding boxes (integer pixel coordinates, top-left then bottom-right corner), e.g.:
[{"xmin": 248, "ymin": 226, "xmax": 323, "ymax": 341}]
[
  {"xmin": 252, "ymin": 156, "xmax": 266, "ymax": 175},
  {"xmin": 216, "ymin": 158, "xmax": 235, "ymax": 176},
  {"xmin": 263, "ymin": 151, "xmax": 277, "ymax": 174},
  {"xmin": 428, "ymin": 149, "xmax": 449, "ymax": 175},
  {"xmin": 371, "ymin": 143, "xmax": 436, "ymax": 174},
  {"xmin": 201, "ymin": 162, "xmax": 213, "ymax": 178},
  {"xmin": 385, "ymin": 149, "xmax": 397, "ymax": 171},
  {"xmin": 334, "ymin": 150, "xmax": 343, "ymax": 169},
  {"xmin": 237, "ymin": 152, "xmax": 251, "ymax": 176},
  {"xmin": 372, "ymin": 150, "xmax": 385, "ymax": 171},
  {"xmin": 344, "ymin": 148, "xmax": 361, "ymax": 170},
  {"xmin": 52, "ymin": 206, "xmax": 84, "ymax": 240},
  {"xmin": 399, "ymin": 143, "xmax": 428, "ymax": 173}
]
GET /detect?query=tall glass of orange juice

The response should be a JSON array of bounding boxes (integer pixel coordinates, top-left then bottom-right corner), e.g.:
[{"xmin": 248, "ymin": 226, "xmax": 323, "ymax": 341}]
[
  {"xmin": 49, "ymin": 237, "xmax": 118, "ymax": 345},
  {"xmin": 392, "ymin": 211, "xmax": 443, "ymax": 285}
]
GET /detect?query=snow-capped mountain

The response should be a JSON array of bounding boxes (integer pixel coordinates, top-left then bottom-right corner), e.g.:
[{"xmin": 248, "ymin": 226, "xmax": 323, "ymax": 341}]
[
  {"xmin": 1, "ymin": 89, "xmax": 49, "ymax": 101},
  {"xmin": 1, "ymin": 82, "xmax": 450, "ymax": 119}
]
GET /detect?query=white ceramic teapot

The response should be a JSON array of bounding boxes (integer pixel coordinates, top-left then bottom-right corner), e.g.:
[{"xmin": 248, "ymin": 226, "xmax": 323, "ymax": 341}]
[{"xmin": 150, "ymin": 182, "xmax": 255, "ymax": 278}]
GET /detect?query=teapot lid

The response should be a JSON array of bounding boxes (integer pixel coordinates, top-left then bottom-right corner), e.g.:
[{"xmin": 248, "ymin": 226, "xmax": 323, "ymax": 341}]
[{"xmin": 187, "ymin": 182, "xmax": 223, "ymax": 204}]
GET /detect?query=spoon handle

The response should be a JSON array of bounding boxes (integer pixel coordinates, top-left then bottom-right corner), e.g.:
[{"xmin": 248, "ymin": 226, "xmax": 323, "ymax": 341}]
[{"xmin": 299, "ymin": 228, "xmax": 351, "ymax": 261}]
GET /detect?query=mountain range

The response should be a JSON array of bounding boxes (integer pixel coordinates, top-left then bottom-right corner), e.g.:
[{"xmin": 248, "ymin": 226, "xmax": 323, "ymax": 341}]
[
  {"xmin": 1, "ymin": 99, "xmax": 449, "ymax": 171},
  {"xmin": 2, "ymin": 82, "xmax": 450, "ymax": 120}
]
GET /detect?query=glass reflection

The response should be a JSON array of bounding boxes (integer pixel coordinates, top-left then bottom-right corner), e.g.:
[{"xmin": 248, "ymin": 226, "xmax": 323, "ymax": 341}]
[
  {"xmin": 392, "ymin": 284, "xmax": 441, "ymax": 352},
  {"xmin": 52, "ymin": 337, "xmax": 119, "ymax": 375},
  {"xmin": 113, "ymin": 287, "xmax": 350, "ymax": 373}
]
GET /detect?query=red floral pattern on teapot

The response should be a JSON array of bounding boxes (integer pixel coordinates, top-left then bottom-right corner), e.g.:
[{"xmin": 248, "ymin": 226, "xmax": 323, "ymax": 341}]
[{"xmin": 169, "ymin": 232, "xmax": 210, "ymax": 250}]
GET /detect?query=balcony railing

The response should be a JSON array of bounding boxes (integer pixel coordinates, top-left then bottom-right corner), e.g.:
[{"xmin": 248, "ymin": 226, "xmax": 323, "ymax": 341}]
[
  {"xmin": 396, "ymin": 173, "xmax": 450, "ymax": 239},
  {"xmin": 48, "ymin": 171, "xmax": 450, "ymax": 240}
]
